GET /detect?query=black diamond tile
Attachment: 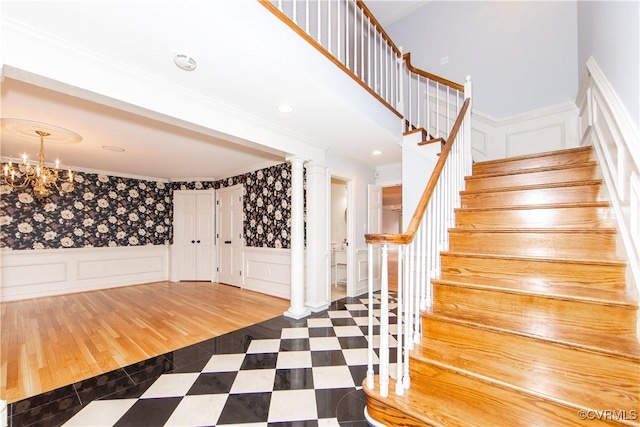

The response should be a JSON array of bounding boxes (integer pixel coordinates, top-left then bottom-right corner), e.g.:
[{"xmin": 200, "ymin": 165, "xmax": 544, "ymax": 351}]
[
  {"xmin": 273, "ymin": 368, "xmax": 314, "ymax": 390},
  {"xmin": 268, "ymin": 420, "xmax": 319, "ymax": 427},
  {"xmin": 97, "ymin": 377, "xmax": 156, "ymax": 400},
  {"xmin": 311, "ymin": 350, "xmax": 346, "ymax": 367},
  {"xmin": 187, "ymin": 372, "xmax": 237, "ymax": 395},
  {"xmin": 337, "ymin": 336, "xmax": 369, "ymax": 349},
  {"xmin": 348, "ymin": 365, "xmax": 378, "ymax": 387},
  {"xmin": 216, "ymin": 392, "xmax": 271, "ymax": 424},
  {"xmin": 330, "ymin": 317, "xmax": 357, "ymax": 327},
  {"xmin": 122, "ymin": 355, "xmax": 175, "ymax": 384},
  {"xmin": 164, "ymin": 343, "xmax": 212, "ymax": 368},
  {"xmin": 346, "ymin": 309, "xmax": 369, "ymax": 317},
  {"xmin": 308, "ymin": 327, "xmax": 336, "ymax": 338},
  {"xmin": 113, "ymin": 397, "xmax": 181, "ymax": 427},
  {"xmin": 279, "ymin": 338, "xmax": 310, "ymax": 352},
  {"xmin": 314, "ymin": 387, "xmax": 355, "ymax": 419},
  {"xmin": 74, "ymin": 369, "xmax": 136, "ymax": 403},
  {"xmin": 335, "ymin": 388, "xmax": 368, "ymax": 424},
  {"xmin": 240, "ymin": 352, "xmax": 278, "ymax": 370}
]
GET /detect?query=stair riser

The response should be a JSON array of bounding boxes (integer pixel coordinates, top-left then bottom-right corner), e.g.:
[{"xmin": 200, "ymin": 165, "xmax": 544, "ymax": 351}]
[
  {"xmin": 448, "ymin": 231, "xmax": 617, "ymax": 259},
  {"xmin": 440, "ymin": 253, "xmax": 627, "ymax": 291},
  {"xmin": 406, "ymin": 359, "xmax": 619, "ymax": 427},
  {"xmin": 432, "ymin": 282, "xmax": 637, "ymax": 337},
  {"xmin": 461, "ymin": 184, "xmax": 605, "ymax": 208},
  {"xmin": 465, "ymin": 164, "xmax": 597, "ymax": 191},
  {"xmin": 455, "ymin": 206, "xmax": 616, "ymax": 229},
  {"xmin": 472, "ymin": 149, "xmax": 593, "ymax": 175},
  {"xmin": 420, "ymin": 316, "xmax": 640, "ymax": 412}
]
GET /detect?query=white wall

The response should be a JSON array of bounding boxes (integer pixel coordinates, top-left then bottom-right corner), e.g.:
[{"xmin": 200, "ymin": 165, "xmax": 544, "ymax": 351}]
[
  {"xmin": 577, "ymin": 1, "xmax": 639, "ymax": 128},
  {"xmin": 386, "ymin": 1, "xmax": 579, "ymax": 118}
]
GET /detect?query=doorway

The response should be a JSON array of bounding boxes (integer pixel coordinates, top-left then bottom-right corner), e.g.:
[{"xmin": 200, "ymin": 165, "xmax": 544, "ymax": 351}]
[
  {"xmin": 217, "ymin": 184, "xmax": 244, "ymax": 287},
  {"xmin": 330, "ymin": 177, "xmax": 349, "ymax": 301},
  {"xmin": 382, "ymin": 185, "xmax": 402, "ymax": 292}
]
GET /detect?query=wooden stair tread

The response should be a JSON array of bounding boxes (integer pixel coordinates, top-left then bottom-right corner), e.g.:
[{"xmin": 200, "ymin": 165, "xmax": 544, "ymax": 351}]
[
  {"xmin": 424, "ymin": 306, "xmax": 640, "ymax": 360},
  {"xmin": 466, "ymin": 160, "xmax": 597, "ymax": 180},
  {"xmin": 460, "ymin": 179, "xmax": 602, "ymax": 195},
  {"xmin": 473, "ymin": 146, "xmax": 592, "ymax": 167},
  {"xmin": 449, "ymin": 227, "xmax": 617, "ymax": 234},
  {"xmin": 441, "ymin": 250, "xmax": 627, "ymax": 266},
  {"xmin": 455, "ymin": 201, "xmax": 611, "ymax": 212},
  {"xmin": 431, "ymin": 276, "xmax": 637, "ymax": 308}
]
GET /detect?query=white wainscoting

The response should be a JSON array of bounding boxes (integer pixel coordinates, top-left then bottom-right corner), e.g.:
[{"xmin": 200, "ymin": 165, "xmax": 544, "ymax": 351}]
[
  {"xmin": 0, "ymin": 245, "xmax": 170, "ymax": 301},
  {"xmin": 354, "ymin": 247, "xmax": 371, "ymax": 297},
  {"xmin": 471, "ymin": 102, "xmax": 580, "ymax": 162},
  {"xmin": 242, "ymin": 247, "xmax": 292, "ymax": 300}
]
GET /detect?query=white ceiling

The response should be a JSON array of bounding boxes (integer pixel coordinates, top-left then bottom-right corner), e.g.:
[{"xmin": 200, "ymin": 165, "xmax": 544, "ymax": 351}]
[{"xmin": 1, "ymin": 1, "xmax": 427, "ymax": 182}]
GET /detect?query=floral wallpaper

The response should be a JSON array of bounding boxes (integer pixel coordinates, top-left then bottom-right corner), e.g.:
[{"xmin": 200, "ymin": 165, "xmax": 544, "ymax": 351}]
[
  {"xmin": 0, "ymin": 173, "xmax": 172, "ymax": 250},
  {"xmin": 172, "ymin": 162, "xmax": 294, "ymax": 249},
  {"xmin": 0, "ymin": 162, "xmax": 296, "ymax": 251}
]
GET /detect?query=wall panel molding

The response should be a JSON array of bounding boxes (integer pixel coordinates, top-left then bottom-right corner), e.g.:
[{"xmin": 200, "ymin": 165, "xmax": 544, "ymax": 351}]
[
  {"xmin": 471, "ymin": 101, "xmax": 580, "ymax": 161},
  {"xmin": 0, "ymin": 245, "xmax": 169, "ymax": 301}
]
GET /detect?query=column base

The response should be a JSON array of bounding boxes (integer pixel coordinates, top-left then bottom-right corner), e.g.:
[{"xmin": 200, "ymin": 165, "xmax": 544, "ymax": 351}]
[
  {"xmin": 306, "ymin": 302, "xmax": 329, "ymax": 313},
  {"xmin": 283, "ymin": 308, "xmax": 311, "ymax": 320}
]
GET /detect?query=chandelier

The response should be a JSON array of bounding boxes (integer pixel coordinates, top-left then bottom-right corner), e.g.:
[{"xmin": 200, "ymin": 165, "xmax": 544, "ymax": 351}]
[{"xmin": 1, "ymin": 118, "xmax": 82, "ymax": 198}]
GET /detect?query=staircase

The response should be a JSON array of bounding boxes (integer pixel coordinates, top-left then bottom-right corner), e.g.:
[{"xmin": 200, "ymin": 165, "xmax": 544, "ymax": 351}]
[{"xmin": 364, "ymin": 146, "xmax": 640, "ymax": 426}]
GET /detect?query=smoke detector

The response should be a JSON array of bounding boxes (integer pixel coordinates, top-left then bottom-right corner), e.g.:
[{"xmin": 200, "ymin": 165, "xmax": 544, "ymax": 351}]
[{"xmin": 173, "ymin": 53, "xmax": 197, "ymax": 71}]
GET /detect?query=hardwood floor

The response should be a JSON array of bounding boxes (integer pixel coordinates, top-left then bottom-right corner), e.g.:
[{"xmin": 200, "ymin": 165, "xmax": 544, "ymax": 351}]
[{"xmin": 0, "ymin": 281, "xmax": 290, "ymax": 403}]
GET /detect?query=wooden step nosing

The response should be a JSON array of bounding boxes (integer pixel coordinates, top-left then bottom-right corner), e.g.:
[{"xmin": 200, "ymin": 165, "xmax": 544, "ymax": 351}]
[
  {"xmin": 455, "ymin": 201, "xmax": 612, "ymax": 213},
  {"xmin": 460, "ymin": 179, "xmax": 603, "ymax": 195},
  {"xmin": 423, "ymin": 311, "xmax": 640, "ymax": 361},
  {"xmin": 472, "ymin": 146, "xmax": 592, "ymax": 167},
  {"xmin": 467, "ymin": 161, "xmax": 598, "ymax": 180},
  {"xmin": 431, "ymin": 278, "xmax": 637, "ymax": 308},
  {"xmin": 448, "ymin": 227, "xmax": 618, "ymax": 235},
  {"xmin": 441, "ymin": 250, "xmax": 628, "ymax": 266}
]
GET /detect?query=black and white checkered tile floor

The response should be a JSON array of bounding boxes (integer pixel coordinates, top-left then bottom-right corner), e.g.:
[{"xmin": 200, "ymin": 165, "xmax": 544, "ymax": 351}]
[{"xmin": 9, "ymin": 293, "xmax": 398, "ymax": 427}]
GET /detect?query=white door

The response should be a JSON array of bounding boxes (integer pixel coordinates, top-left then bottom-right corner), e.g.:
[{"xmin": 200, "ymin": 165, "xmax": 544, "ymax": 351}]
[
  {"xmin": 217, "ymin": 184, "xmax": 243, "ymax": 287},
  {"xmin": 367, "ymin": 184, "xmax": 382, "ymax": 291},
  {"xmin": 174, "ymin": 190, "xmax": 215, "ymax": 281}
]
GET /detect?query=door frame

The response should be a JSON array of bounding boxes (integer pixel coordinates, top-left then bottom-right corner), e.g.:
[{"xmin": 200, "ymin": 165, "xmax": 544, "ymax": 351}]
[
  {"xmin": 327, "ymin": 172, "xmax": 355, "ymax": 299},
  {"xmin": 171, "ymin": 189, "xmax": 216, "ymax": 282},
  {"xmin": 215, "ymin": 184, "xmax": 244, "ymax": 287}
]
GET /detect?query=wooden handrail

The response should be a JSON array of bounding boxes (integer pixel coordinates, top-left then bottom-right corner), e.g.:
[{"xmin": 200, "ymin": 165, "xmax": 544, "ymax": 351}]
[
  {"xmin": 355, "ymin": 0, "xmax": 402, "ymax": 58},
  {"xmin": 404, "ymin": 52, "xmax": 465, "ymax": 92},
  {"xmin": 365, "ymin": 97, "xmax": 470, "ymax": 245},
  {"xmin": 258, "ymin": 0, "xmax": 403, "ymax": 120}
]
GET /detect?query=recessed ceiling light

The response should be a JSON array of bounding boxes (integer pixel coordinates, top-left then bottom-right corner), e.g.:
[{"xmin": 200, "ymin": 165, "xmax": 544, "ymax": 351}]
[
  {"xmin": 372, "ymin": 150, "xmax": 382, "ymax": 155},
  {"xmin": 277, "ymin": 103, "xmax": 294, "ymax": 113},
  {"xmin": 102, "ymin": 145, "xmax": 125, "ymax": 152},
  {"xmin": 174, "ymin": 53, "xmax": 197, "ymax": 71}
]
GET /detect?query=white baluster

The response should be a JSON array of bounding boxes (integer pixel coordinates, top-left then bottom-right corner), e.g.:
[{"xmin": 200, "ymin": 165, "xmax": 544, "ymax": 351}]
[
  {"xmin": 366, "ymin": 243, "xmax": 374, "ymax": 390},
  {"xmin": 379, "ymin": 243, "xmax": 389, "ymax": 397},
  {"xmin": 395, "ymin": 244, "xmax": 404, "ymax": 396}
]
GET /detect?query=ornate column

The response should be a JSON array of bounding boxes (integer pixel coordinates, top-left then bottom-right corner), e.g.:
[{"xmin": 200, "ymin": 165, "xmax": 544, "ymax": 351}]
[
  {"xmin": 284, "ymin": 157, "xmax": 310, "ymax": 319},
  {"xmin": 304, "ymin": 160, "xmax": 330, "ymax": 312}
]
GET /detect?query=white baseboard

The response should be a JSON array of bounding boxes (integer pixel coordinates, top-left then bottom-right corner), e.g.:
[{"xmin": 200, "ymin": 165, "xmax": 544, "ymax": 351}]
[
  {"xmin": 0, "ymin": 245, "xmax": 169, "ymax": 301},
  {"xmin": 242, "ymin": 247, "xmax": 292, "ymax": 299},
  {"xmin": 471, "ymin": 102, "xmax": 580, "ymax": 161}
]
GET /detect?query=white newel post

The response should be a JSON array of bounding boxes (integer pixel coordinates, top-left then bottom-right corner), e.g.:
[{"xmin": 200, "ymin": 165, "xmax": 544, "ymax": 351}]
[
  {"xmin": 285, "ymin": 157, "xmax": 311, "ymax": 319},
  {"xmin": 305, "ymin": 161, "xmax": 330, "ymax": 312}
]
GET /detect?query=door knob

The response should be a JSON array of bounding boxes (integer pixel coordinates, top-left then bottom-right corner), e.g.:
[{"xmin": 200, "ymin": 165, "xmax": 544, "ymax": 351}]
[
  {"xmin": 191, "ymin": 240, "xmax": 195, "ymax": 243},
  {"xmin": 197, "ymin": 240, "xmax": 201, "ymax": 243},
  {"xmin": 224, "ymin": 240, "xmax": 231, "ymax": 244}
]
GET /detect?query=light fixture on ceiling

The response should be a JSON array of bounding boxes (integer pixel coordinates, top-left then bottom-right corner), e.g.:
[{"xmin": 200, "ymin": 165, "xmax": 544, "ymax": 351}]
[
  {"xmin": 1, "ymin": 118, "xmax": 81, "ymax": 199},
  {"xmin": 174, "ymin": 53, "xmax": 197, "ymax": 71},
  {"xmin": 102, "ymin": 145, "xmax": 125, "ymax": 152},
  {"xmin": 372, "ymin": 150, "xmax": 382, "ymax": 155},
  {"xmin": 277, "ymin": 103, "xmax": 294, "ymax": 113}
]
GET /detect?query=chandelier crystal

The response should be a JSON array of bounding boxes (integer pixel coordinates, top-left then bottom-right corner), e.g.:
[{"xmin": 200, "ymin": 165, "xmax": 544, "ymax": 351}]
[{"xmin": 1, "ymin": 118, "xmax": 82, "ymax": 199}]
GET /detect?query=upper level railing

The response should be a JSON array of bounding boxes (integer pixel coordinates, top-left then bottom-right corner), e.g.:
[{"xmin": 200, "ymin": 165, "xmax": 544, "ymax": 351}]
[{"xmin": 260, "ymin": 0, "xmax": 467, "ymax": 141}]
